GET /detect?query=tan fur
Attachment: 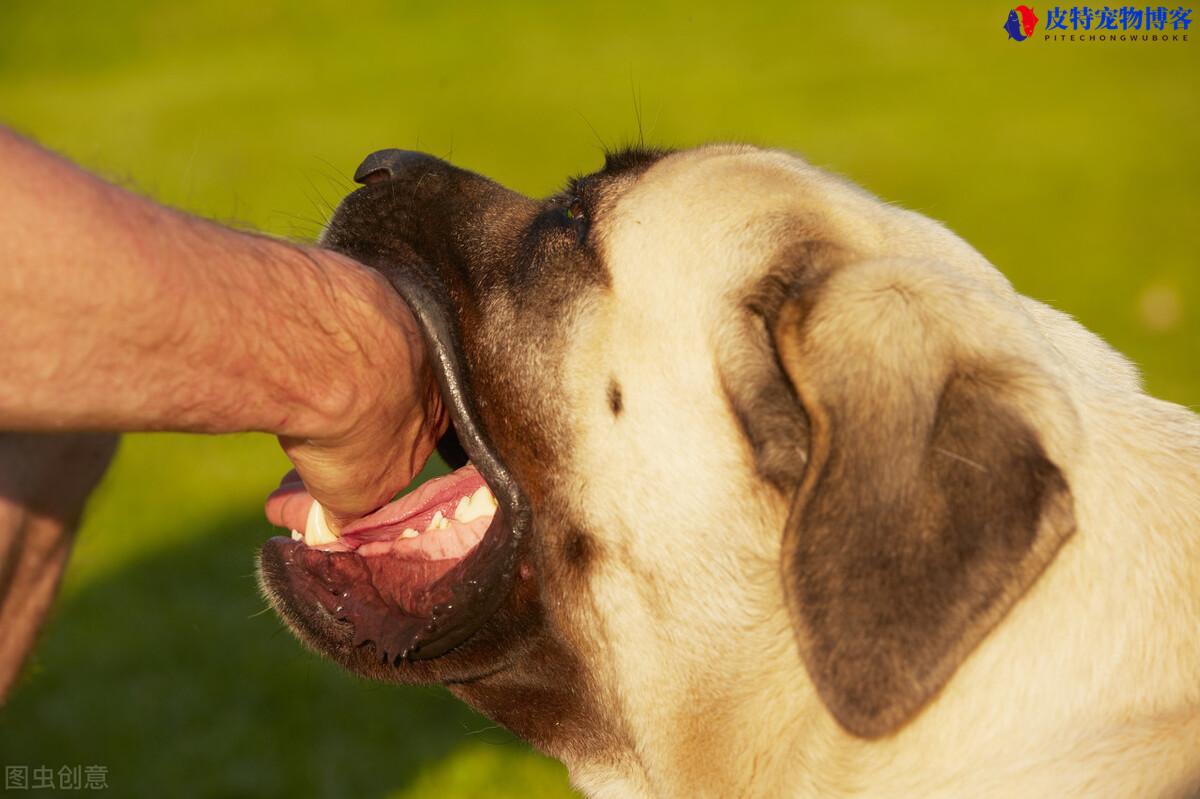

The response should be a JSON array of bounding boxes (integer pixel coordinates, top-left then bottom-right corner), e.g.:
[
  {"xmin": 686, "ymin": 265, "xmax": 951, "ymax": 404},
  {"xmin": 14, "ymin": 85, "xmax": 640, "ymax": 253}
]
[{"xmin": 547, "ymin": 146, "xmax": 1200, "ymax": 797}]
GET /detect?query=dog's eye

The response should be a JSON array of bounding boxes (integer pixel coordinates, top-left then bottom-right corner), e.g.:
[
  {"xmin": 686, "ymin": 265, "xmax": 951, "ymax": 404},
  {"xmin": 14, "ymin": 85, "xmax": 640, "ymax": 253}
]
[{"xmin": 565, "ymin": 198, "xmax": 586, "ymax": 223}]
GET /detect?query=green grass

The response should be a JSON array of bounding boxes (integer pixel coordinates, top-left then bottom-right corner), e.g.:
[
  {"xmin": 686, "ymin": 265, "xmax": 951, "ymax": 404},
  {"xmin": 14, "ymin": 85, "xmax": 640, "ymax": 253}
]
[{"xmin": 0, "ymin": 1, "xmax": 1195, "ymax": 796}]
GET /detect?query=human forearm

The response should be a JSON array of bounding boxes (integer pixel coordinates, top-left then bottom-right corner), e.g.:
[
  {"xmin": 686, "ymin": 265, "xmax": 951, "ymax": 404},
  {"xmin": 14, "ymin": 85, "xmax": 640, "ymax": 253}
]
[{"xmin": 0, "ymin": 128, "xmax": 402, "ymax": 442}]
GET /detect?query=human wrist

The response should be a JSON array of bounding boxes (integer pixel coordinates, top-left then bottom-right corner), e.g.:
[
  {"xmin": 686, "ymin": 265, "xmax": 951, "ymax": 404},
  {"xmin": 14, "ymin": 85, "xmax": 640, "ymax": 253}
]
[{"xmin": 264, "ymin": 243, "xmax": 415, "ymax": 445}]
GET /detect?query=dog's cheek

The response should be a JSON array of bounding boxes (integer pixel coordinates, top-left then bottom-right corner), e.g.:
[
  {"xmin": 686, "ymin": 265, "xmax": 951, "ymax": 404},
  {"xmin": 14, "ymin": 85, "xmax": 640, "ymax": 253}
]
[{"xmin": 445, "ymin": 560, "xmax": 633, "ymax": 766}]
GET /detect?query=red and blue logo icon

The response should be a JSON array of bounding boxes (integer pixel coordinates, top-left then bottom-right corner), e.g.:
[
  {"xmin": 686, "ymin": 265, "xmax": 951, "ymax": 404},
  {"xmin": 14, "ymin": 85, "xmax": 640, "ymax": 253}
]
[{"xmin": 1004, "ymin": 5, "xmax": 1041, "ymax": 39}]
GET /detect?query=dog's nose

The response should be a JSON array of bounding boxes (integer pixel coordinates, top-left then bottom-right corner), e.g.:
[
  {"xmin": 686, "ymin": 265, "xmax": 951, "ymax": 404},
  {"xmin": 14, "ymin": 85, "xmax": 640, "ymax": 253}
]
[{"xmin": 353, "ymin": 149, "xmax": 433, "ymax": 185}]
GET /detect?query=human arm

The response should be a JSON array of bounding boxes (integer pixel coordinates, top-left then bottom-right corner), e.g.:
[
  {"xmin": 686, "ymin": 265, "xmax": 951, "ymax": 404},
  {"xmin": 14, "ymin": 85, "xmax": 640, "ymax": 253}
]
[{"xmin": 0, "ymin": 126, "xmax": 446, "ymax": 523}]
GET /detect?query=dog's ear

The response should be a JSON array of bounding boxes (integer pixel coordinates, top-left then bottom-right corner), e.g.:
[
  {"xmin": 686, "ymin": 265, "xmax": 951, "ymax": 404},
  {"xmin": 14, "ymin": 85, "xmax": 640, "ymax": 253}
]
[{"xmin": 766, "ymin": 258, "xmax": 1076, "ymax": 739}]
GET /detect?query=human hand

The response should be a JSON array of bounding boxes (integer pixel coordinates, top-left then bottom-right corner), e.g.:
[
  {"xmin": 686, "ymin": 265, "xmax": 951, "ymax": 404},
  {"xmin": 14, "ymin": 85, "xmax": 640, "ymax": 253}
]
[{"xmin": 264, "ymin": 263, "xmax": 449, "ymax": 534}]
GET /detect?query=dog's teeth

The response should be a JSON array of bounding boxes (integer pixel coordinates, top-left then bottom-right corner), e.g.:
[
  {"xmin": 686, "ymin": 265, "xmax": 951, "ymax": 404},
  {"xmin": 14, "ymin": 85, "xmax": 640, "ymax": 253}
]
[
  {"xmin": 304, "ymin": 500, "xmax": 339, "ymax": 546},
  {"xmin": 454, "ymin": 485, "xmax": 498, "ymax": 522},
  {"xmin": 290, "ymin": 529, "xmax": 303, "ymax": 542},
  {"xmin": 453, "ymin": 496, "xmax": 472, "ymax": 521},
  {"xmin": 428, "ymin": 510, "xmax": 449, "ymax": 531},
  {"xmin": 400, "ymin": 528, "xmax": 419, "ymax": 539}
]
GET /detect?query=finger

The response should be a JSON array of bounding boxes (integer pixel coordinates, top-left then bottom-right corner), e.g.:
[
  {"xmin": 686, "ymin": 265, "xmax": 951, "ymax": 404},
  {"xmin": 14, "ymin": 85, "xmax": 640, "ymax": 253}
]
[
  {"xmin": 274, "ymin": 469, "xmax": 303, "ymax": 490},
  {"xmin": 264, "ymin": 483, "xmax": 314, "ymax": 532}
]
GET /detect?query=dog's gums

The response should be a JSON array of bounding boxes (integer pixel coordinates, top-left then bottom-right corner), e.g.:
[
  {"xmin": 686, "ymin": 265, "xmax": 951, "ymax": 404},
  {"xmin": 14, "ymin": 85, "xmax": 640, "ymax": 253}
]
[
  {"xmin": 293, "ymin": 466, "xmax": 497, "ymax": 553},
  {"xmin": 265, "ymin": 461, "xmax": 501, "ymax": 661}
]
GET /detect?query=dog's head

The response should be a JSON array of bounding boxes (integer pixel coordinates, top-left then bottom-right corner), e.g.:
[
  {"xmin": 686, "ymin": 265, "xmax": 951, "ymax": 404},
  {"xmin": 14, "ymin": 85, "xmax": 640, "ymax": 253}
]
[{"xmin": 259, "ymin": 145, "xmax": 1078, "ymax": 787}]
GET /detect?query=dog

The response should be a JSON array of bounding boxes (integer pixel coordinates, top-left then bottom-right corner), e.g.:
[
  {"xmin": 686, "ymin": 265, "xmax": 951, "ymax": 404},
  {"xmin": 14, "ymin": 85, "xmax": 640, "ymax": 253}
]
[{"xmin": 259, "ymin": 144, "xmax": 1200, "ymax": 797}]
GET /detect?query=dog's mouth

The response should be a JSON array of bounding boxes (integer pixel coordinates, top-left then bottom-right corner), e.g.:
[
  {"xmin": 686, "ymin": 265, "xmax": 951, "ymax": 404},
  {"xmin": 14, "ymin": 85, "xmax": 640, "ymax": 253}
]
[{"xmin": 259, "ymin": 257, "xmax": 531, "ymax": 666}]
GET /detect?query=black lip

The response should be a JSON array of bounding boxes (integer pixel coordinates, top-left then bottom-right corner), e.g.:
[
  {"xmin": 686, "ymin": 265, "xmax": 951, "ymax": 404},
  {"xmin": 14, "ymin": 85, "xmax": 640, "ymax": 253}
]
[{"xmin": 377, "ymin": 262, "xmax": 531, "ymax": 659}]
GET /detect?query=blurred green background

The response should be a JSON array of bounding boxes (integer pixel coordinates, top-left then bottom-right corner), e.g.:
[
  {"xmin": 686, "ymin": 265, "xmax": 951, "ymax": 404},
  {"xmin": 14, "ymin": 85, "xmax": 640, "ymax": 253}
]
[{"xmin": 0, "ymin": 1, "xmax": 1195, "ymax": 797}]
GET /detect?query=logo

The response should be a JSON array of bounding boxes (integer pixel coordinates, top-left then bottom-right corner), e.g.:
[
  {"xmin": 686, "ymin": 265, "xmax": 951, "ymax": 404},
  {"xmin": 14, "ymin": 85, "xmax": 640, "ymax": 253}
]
[
  {"xmin": 1004, "ymin": 5, "xmax": 1041, "ymax": 39},
  {"xmin": 1004, "ymin": 5, "xmax": 1192, "ymax": 42}
]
